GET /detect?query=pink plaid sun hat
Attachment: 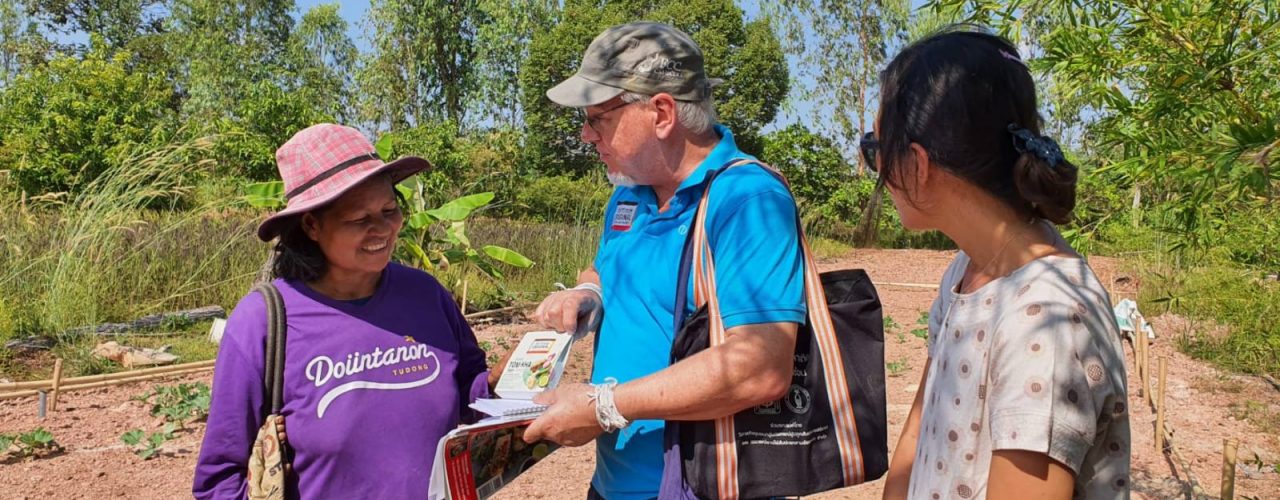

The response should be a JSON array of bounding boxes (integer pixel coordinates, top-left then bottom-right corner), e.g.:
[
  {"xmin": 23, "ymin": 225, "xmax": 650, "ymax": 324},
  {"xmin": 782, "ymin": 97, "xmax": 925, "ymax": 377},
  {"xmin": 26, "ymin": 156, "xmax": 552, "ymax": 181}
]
[{"xmin": 256, "ymin": 123, "xmax": 431, "ymax": 241}]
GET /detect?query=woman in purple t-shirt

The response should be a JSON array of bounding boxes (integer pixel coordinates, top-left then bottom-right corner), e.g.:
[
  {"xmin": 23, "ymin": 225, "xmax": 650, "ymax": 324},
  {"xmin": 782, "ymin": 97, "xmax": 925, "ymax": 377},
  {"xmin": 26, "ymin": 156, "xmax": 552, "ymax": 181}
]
[{"xmin": 193, "ymin": 124, "xmax": 497, "ymax": 499}]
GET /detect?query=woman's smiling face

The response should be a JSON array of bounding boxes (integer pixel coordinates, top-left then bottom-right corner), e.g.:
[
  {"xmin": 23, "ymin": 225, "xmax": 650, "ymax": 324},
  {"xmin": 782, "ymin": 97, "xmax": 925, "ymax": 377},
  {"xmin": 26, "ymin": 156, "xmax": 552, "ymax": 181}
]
[{"xmin": 301, "ymin": 175, "xmax": 403, "ymax": 279}]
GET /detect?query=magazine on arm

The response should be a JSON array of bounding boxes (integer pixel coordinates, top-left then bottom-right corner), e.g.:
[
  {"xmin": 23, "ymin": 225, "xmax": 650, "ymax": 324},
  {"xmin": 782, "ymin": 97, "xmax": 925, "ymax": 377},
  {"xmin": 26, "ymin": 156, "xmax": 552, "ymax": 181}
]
[{"xmin": 427, "ymin": 330, "xmax": 574, "ymax": 500}]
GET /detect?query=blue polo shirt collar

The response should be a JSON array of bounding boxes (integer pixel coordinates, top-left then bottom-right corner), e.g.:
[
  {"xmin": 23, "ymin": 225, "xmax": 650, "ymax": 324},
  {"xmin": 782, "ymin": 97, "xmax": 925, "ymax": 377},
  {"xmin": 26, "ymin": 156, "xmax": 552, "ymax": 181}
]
[
  {"xmin": 626, "ymin": 125, "xmax": 744, "ymax": 219},
  {"xmin": 675, "ymin": 124, "xmax": 742, "ymax": 195}
]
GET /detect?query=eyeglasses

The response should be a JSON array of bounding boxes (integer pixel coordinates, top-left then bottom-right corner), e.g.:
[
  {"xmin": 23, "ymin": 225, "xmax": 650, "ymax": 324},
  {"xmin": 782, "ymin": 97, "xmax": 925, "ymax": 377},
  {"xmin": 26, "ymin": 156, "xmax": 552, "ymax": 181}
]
[
  {"xmin": 859, "ymin": 132, "xmax": 880, "ymax": 172},
  {"xmin": 582, "ymin": 100, "xmax": 635, "ymax": 133}
]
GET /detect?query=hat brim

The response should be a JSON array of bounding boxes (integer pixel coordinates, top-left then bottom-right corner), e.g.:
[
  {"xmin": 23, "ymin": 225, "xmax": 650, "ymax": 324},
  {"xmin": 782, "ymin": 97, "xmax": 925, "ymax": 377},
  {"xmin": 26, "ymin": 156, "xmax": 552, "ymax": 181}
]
[
  {"xmin": 256, "ymin": 156, "xmax": 431, "ymax": 241},
  {"xmin": 546, "ymin": 73, "xmax": 626, "ymax": 108}
]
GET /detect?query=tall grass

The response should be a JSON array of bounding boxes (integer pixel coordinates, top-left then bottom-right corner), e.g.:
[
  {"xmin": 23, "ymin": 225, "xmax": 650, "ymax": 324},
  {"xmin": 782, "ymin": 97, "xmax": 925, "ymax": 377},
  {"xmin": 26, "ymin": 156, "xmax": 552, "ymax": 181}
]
[
  {"xmin": 0, "ymin": 136, "xmax": 265, "ymax": 343},
  {"xmin": 1093, "ymin": 206, "xmax": 1280, "ymax": 377}
]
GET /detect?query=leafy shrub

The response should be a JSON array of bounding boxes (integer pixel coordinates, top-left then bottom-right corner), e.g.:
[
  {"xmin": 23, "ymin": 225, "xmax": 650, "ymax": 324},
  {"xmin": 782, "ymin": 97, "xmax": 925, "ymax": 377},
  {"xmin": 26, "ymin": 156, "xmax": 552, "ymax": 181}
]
[
  {"xmin": 762, "ymin": 124, "xmax": 854, "ymax": 205},
  {"xmin": 211, "ymin": 81, "xmax": 331, "ymax": 181},
  {"xmin": 513, "ymin": 175, "xmax": 610, "ymax": 224},
  {"xmin": 0, "ymin": 38, "xmax": 175, "ymax": 195}
]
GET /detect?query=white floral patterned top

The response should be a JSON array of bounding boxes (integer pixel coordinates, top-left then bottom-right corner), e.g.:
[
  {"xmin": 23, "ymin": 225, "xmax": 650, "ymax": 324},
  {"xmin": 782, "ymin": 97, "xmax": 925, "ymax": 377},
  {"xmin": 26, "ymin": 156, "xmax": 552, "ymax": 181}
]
[{"xmin": 907, "ymin": 252, "xmax": 1131, "ymax": 500}]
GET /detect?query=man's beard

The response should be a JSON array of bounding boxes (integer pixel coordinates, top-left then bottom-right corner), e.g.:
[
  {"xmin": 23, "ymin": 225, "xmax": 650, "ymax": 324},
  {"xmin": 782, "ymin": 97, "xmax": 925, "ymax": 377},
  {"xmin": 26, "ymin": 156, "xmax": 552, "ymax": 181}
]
[{"xmin": 607, "ymin": 172, "xmax": 638, "ymax": 187}]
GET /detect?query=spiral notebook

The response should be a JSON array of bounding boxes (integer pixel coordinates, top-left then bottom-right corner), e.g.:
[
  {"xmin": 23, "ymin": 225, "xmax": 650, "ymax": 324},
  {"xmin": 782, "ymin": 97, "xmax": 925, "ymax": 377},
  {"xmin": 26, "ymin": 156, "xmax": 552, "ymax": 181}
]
[{"xmin": 470, "ymin": 398, "xmax": 547, "ymax": 418}]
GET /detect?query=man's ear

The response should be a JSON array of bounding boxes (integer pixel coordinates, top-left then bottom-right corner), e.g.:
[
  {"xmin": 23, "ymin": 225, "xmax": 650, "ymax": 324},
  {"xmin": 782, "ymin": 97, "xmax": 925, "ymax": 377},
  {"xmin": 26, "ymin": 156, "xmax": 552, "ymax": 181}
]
[
  {"xmin": 650, "ymin": 93, "xmax": 678, "ymax": 139},
  {"xmin": 300, "ymin": 213, "xmax": 321, "ymax": 242}
]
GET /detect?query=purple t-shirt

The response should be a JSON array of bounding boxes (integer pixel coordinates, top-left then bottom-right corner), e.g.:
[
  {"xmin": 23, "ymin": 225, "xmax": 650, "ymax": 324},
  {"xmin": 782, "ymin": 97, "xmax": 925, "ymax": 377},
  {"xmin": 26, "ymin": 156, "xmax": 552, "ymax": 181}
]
[{"xmin": 193, "ymin": 263, "xmax": 490, "ymax": 499}]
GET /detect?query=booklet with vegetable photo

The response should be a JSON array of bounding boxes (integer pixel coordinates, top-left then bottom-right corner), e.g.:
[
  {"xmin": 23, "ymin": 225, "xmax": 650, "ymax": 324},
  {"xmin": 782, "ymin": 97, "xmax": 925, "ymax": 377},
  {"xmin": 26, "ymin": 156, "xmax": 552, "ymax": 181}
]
[{"xmin": 469, "ymin": 330, "xmax": 573, "ymax": 418}]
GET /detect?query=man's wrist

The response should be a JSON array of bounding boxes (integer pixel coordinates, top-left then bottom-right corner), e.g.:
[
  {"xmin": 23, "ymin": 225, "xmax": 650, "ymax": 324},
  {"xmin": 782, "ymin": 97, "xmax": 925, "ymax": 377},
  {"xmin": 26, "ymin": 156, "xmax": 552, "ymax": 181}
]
[
  {"xmin": 573, "ymin": 282, "xmax": 603, "ymax": 303},
  {"xmin": 589, "ymin": 378, "xmax": 630, "ymax": 432}
]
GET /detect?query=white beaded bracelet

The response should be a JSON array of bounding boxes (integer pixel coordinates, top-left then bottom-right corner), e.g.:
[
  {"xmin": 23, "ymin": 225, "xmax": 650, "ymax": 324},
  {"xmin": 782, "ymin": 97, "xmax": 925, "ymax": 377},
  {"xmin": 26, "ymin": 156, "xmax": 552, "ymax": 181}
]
[
  {"xmin": 589, "ymin": 377, "xmax": 630, "ymax": 433},
  {"xmin": 572, "ymin": 282, "xmax": 603, "ymax": 302}
]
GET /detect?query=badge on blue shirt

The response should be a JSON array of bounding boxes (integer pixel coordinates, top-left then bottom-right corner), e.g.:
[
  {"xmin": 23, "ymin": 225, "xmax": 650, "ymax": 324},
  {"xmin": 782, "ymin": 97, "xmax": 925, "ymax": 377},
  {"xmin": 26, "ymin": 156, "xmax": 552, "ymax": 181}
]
[{"xmin": 611, "ymin": 202, "xmax": 638, "ymax": 231}]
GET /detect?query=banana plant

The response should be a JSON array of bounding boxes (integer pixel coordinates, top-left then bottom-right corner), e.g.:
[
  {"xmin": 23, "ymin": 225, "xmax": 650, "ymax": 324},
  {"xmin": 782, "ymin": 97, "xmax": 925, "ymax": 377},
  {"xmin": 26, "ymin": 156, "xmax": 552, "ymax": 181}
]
[{"xmin": 395, "ymin": 179, "xmax": 534, "ymax": 314}]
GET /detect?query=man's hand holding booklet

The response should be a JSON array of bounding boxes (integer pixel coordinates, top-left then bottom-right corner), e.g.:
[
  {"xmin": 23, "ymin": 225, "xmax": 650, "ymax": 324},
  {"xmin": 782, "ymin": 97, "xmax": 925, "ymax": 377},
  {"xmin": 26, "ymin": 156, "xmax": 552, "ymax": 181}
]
[{"xmin": 428, "ymin": 331, "xmax": 574, "ymax": 500}]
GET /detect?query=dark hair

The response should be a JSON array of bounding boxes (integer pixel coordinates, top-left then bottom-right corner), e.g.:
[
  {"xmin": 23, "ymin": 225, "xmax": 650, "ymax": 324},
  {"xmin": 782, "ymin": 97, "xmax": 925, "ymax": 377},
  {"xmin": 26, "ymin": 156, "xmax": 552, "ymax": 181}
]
[
  {"xmin": 270, "ymin": 174, "xmax": 408, "ymax": 282},
  {"xmin": 272, "ymin": 206, "xmax": 330, "ymax": 282},
  {"xmin": 876, "ymin": 25, "xmax": 1078, "ymax": 224}
]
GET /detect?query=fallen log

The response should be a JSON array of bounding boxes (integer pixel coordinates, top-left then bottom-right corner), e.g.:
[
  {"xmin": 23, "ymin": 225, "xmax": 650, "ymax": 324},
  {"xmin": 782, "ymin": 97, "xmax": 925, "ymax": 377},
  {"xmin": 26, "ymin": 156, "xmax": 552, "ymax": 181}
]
[{"xmin": 64, "ymin": 306, "xmax": 227, "ymax": 336}]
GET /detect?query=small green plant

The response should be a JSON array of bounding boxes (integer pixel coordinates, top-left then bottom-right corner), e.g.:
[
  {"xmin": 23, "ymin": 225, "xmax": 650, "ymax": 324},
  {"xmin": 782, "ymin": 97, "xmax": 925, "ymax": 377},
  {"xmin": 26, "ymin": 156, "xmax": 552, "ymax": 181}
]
[
  {"xmin": 886, "ymin": 359, "xmax": 909, "ymax": 377},
  {"xmin": 0, "ymin": 427, "xmax": 62, "ymax": 459},
  {"xmin": 911, "ymin": 311, "xmax": 930, "ymax": 340},
  {"xmin": 883, "ymin": 316, "xmax": 899, "ymax": 331},
  {"xmin": 121, "ymin": 423, "xmax": 175, "ymax": 459},
  {"xmin": 478, "ymin": 340, "xmax": 499, "ymax": 364},
  {"xmin": 139, "ymin": 382, "xmax": 211, "ymax": 426}
]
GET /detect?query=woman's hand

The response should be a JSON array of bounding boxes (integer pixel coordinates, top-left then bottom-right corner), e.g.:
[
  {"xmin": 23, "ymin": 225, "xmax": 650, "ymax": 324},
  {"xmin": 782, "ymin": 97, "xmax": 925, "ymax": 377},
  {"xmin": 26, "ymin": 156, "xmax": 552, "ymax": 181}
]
[{"xmin": 487, "ymin": 347, "xmax": 516, "ymax": 391}]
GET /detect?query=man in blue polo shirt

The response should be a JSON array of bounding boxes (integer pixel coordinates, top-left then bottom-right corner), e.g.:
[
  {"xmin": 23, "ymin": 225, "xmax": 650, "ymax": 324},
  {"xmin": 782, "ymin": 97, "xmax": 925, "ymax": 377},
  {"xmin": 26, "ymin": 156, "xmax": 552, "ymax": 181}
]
[{"xmin": 522, "ymin": 22, "xmax": 805, "ymax": 500}]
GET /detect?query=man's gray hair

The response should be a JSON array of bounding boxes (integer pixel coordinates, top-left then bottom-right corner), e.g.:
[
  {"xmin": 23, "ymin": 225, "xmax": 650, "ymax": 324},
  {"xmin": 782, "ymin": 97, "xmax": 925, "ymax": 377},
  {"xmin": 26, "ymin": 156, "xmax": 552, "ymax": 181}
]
[{"xmin": 620, "ymin": 92, "xmax": 718, "ymax": 135}]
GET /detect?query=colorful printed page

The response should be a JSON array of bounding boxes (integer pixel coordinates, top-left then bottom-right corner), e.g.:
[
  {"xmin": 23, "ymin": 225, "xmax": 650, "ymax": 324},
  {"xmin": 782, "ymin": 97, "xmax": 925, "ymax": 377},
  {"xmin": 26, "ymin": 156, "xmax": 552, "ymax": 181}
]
[{"xmin": 471, "ymin": 330, "xmax": 573, "ymax": 416}]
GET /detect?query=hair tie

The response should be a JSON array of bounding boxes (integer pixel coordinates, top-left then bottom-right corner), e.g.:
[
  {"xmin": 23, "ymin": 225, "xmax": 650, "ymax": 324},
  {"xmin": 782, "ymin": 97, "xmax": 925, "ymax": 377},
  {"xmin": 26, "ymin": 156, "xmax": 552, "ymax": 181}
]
[
  {"xmin": 1000, "ymin": 49, "xmax": 1027, "ymax": 68},
  {"xmin": 1007, "ymin": 124, "xmax": 1064, "ymax": 168}
]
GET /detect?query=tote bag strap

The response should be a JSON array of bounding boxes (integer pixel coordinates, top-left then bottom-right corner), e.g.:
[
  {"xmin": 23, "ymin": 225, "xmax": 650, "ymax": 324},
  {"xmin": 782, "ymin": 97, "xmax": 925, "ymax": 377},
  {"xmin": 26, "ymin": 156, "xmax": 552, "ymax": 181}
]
[
  {"xmin": 682, "ymin": 159, "xmax": 866, "ymax": 498},
  {"xmin": 253, "ymin": 282, "xmax": 288, "ymax": 415}
]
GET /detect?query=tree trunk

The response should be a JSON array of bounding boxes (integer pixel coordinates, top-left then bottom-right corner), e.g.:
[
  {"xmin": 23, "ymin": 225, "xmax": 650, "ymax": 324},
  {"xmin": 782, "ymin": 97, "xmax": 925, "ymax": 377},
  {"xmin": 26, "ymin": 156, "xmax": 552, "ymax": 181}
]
[{"xmin": 853, "ymin": 182, "xmax": 886, "ymax": 247}]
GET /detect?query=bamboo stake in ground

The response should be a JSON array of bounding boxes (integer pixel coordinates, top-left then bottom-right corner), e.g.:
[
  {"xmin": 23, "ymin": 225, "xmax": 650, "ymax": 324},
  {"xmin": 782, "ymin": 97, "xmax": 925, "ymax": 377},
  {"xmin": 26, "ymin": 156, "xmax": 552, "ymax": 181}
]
[
  {"xmin": 1156, "ymin": 356, "xmax": 1167, "ymax": 455},
  {"xmin": 49, "ymin": 358, "xmax": 64, "ymax": 412},
  {"xmin": 1222, "ymin": 438, "xmax": 1239, "ymax": 500},
  {"xmin": 1135, "ymin": 331, "xmax": 1145, "ymax": 400},
  {"xmin": 1141, "ymin": 323, "xmax": 1151, "ymax": 407}
]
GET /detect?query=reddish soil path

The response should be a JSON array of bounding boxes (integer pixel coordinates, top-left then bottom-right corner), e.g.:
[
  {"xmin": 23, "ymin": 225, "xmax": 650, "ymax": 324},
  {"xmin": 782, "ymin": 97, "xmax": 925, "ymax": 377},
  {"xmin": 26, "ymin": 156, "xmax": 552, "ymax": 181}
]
[{"xmin": 1, "ymin": 250, "xmax": 1276, "ymax": 499}]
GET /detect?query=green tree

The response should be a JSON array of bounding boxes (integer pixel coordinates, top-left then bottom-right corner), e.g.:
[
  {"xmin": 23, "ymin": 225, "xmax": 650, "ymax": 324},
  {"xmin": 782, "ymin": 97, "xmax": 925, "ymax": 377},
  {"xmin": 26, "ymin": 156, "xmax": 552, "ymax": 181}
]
[
  {"xmin": 767, "ymin": 1, "xmax": 961, "ymax": 175},
  {"xmin": 1, "ymin": 1, "xmax": 54, "ymax": 87},
  {"xmin": 761, "ymin": 124, "xmax": 852, "ymax": 205},
  {"xmin": 167, "ymin": 0, "xmax": 295, "ymax": 121},
  {"xmin": 520, "ymin": 0, "xmax": 790, "ymax": 176},
  {"xmin": 360, "ymin": 0, "xmax": 480, "ymax": 130},
  {"xmin": 934, "ymin": 0, "xmax": 1280, "ymax": 260},
  {"xmin": 287, "ymin": 3, "xmax": 358, "ymax": 122},
  {"xmin": 20, "ymin": 0, "xmax": 166, "ymax": 51},
  {"xmin": 0, "ymin": 38, "xmax": 175, "ymax": 194},
  {"xmin": 471, "ymin": 0, "xmax": 558, "ymax": 127}
]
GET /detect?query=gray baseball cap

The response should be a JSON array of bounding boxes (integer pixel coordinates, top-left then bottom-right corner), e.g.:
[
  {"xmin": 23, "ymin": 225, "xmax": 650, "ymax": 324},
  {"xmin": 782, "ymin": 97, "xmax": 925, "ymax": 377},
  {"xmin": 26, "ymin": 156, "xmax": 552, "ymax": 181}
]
[{"xmin": 546, "ymin": 22, "xmax": 723, "ymax": 108}]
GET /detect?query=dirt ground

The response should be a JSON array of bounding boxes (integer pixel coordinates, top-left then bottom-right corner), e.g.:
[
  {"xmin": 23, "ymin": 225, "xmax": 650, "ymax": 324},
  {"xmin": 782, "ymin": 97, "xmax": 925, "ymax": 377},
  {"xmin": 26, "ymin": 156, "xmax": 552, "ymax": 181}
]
[{"xmin": 1, "ymin": 249, "xmax": 1277, "ymax": 499}]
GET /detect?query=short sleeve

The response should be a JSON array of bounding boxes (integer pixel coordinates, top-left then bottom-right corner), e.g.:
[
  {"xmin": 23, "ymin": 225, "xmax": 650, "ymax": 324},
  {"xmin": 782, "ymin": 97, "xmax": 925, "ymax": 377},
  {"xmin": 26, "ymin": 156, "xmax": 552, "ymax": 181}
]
[
  {"xmin": 986, "ymin": 301, "xmax": 1101, "ymax": 473},
  {"xmin": 706, "ymin": 188, "xmax": 805, "ymax": 328},
  {"xmin": 927, "ymin": 255, "xmax": 965, "ymax": 358}
]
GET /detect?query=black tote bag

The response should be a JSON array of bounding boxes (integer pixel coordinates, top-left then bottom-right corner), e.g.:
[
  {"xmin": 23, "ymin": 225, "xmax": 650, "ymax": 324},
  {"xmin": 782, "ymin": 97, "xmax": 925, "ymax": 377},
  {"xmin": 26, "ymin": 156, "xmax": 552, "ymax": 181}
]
[{"xmin": 665, "ymin": 160, "xmax": 888, "ymax": 499}]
